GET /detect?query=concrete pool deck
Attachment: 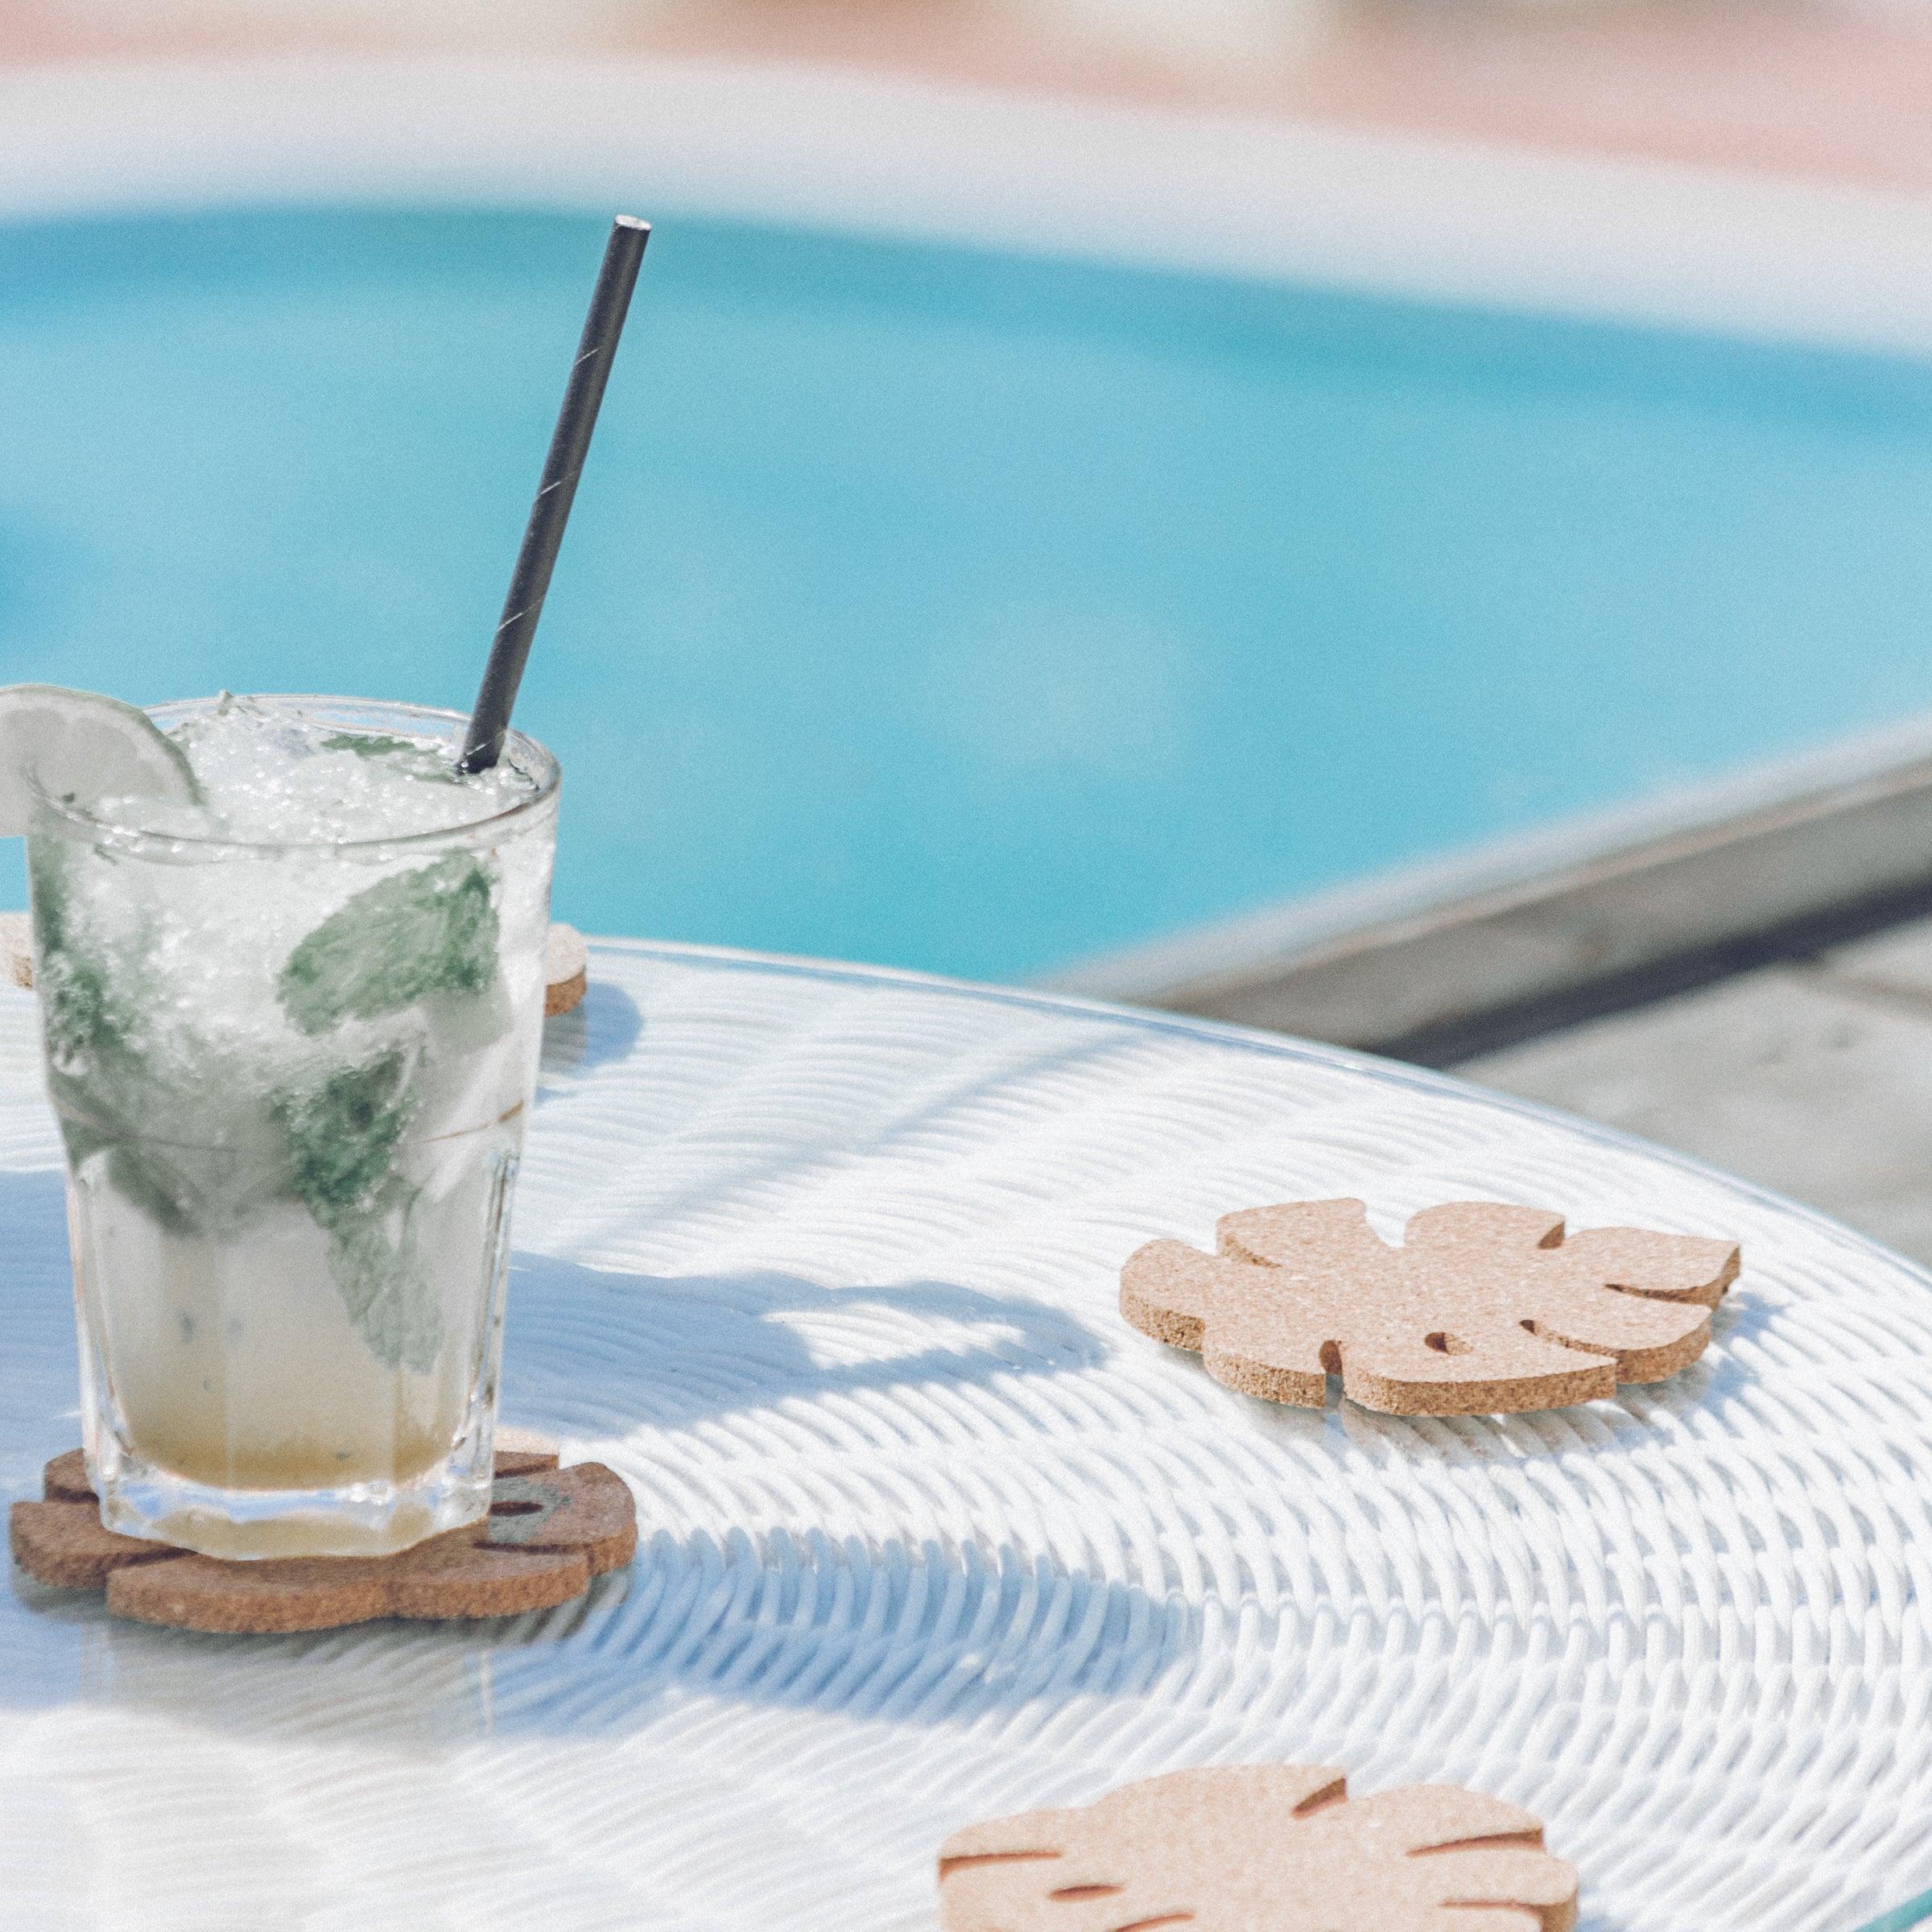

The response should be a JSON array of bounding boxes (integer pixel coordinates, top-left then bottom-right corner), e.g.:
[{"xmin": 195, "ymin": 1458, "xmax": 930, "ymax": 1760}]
[{"xmin": 1466, "ymin": 914, "xmax": 1932, "ymax": 1269}]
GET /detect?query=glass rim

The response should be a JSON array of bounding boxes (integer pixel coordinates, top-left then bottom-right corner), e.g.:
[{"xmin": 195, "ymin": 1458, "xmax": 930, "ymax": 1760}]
[{"xmin": 31, "ymin": 695, "xmax": 560, "ymax": 860}]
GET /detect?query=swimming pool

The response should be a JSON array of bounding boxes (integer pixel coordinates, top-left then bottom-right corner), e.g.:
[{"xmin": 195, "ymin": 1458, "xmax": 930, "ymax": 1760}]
[{"xmin": 6, "ymin": 202, "xmax": 1932, "ymax": 981}]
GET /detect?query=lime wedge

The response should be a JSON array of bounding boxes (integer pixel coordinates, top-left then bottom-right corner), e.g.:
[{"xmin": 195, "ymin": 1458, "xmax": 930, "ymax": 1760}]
[{"xmin": 0, "ymin": 685, "xmax": 200, "ymax": 837}]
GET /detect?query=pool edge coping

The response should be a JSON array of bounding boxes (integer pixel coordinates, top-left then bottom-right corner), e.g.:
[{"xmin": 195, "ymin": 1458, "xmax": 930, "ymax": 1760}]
[
  {"xmin": 6, "ymin": 52, "xmax": 1932, "ymax": 355},
  {"xmin": 1049, "ymin": 713, "xmax": 1932, "ymax": 1055}
]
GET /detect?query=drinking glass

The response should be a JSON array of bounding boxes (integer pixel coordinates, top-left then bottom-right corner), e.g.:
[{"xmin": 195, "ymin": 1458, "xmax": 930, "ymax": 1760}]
[{"xmin": 27, "ymin": 696, "xmax": 559, "ymax": 1558}]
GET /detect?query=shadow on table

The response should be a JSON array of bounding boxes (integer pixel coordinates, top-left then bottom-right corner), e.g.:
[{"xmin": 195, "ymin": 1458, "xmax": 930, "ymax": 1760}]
[
  {"xmin": 0, "ymin": 1168, "xmax": 85, "ymax": 1490},
  {"xmin": 501, "ymin": 1253, "xmax": 1105, "ymax": 1435},
  {"xmin": 535, "ymin": 1010, "xmax": 1159, "ymax": 1262},
  {"xmin": 1, "ymin": 1247, "xmax": 1180, "ymax": 1746},
  {"xmin": 6, "ymin": 1518, "xmax": 1193, "ymax": 1752},
  {"xmin": 0, "ymin": 1184, "xmax": 1780, "ymax": 1763},
  {"xmin": 536, "ymin": 976, "xmax": 643, "ymax": 1088}
]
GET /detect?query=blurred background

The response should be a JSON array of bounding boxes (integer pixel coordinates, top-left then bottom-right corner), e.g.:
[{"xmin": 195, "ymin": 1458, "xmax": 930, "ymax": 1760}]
[
  {"xmin": 14, "ymin": 0, "xmax": 1932, "ymax": 186},
  {"xmin": 10, "ymin": 0, "xmax": 1932, "ymax": 1254}
]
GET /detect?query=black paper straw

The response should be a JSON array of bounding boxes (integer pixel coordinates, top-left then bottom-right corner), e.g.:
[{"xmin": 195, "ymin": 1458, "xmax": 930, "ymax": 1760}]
[{"xmin": 459, "ymin": 214, "xmax": 650, "ymax": 774}]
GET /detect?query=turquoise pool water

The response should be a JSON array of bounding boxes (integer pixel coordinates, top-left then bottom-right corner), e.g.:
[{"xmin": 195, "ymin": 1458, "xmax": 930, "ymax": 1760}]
[{"xmin": 5, "ymin": 205, "xmax": 1932, "ymax": 980}]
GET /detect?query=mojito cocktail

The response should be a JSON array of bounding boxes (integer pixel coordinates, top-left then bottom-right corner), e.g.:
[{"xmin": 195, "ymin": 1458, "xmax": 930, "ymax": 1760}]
[{"xmin": 27, "ymin": 694, "xmax": 559, "ymax": 1558}]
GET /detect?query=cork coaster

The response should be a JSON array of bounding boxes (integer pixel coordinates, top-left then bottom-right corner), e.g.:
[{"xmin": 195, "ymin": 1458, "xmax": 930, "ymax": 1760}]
[
  {"xmin": 1122, "ymin": 1197, "xmax": 1739, "ymax": 1417},
  {"xmin": 0, "ymin": 911, "xmax": 29, "ymax": 990},
  {"xmin": 939, "ymin": 1762, "xmax": 1579, "ymax": 1931},
  {"xmin": 0, "ymin": 913, "xmax": 588, "ymax": 1018},
  {"xmin": 543, "ymin": 922, "xmax": 588, "ymax": 1018},
  {"xmin": 9, "ymin": 1437, "xmax": 636, "ymax": 1633}
]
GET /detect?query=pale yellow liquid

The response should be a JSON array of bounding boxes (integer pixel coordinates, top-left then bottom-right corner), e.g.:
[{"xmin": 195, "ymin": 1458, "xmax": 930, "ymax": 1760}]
[{"xmin": 70, "ymin": 1119, "xmax": 515, "ymax": 1546}]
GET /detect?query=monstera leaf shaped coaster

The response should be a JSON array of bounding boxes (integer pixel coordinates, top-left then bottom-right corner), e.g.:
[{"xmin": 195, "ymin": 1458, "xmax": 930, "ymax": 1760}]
[
  {"xmin": 9, "ymin": 1439, "xmax": 635, "ymax": 1633},
  {"xmin": 1122, "ymin": 1198, "xmax": 1739, "ymax": 1416},
  {"xmin": 939, "ymin": 1764, "xmax": 1579, "ymax": 1931}
]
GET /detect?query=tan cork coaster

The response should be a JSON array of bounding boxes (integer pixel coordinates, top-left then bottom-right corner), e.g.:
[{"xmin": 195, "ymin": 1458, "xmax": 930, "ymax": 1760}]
[
  {"xmin": 939, "ymin": 1762, "xmax": 1578, "ymax": 1931},
  {"xmin": 543, "ymin": 922, "xmax": 588, "ymax": 1018},
  {"xmin": 9, "ymin": 1436, "xmax": 636, "ymax": 1633},
  {"xmin": 0, "ymin": 913, "xmax": 588, "ymax": 1018},
  {"xmin": 0, "ymin": 911, "xmax": 29, "ymax": 991},
  {"xmin": 1122, "ymin": 1197, "xmax": 1739, "ymax": 1417}
]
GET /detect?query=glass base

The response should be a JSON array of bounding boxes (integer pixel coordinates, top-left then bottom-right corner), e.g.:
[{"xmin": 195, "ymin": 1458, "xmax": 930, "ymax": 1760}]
[{"xmin": 92, "ymin": 1439, "xmax": 494, "ymax": 1560}]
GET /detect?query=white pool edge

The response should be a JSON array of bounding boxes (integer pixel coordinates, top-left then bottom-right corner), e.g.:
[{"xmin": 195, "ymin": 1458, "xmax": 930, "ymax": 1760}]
[{"xmin": 7, "ymin": 52, "xmax": 1932, "ymax": 355}]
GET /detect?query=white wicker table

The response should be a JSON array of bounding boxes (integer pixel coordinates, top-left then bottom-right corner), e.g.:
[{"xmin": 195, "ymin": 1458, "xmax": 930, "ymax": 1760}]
[{"xmin": 2, "ymin": 940, "xmax": 1927, "ymax": 1930}]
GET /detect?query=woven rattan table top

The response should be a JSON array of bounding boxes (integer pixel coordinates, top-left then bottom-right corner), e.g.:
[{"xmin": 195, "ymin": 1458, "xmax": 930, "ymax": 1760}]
[{"xmin": 2, "ymin": 941, "xmax": 1925, "ymax": 1930}]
